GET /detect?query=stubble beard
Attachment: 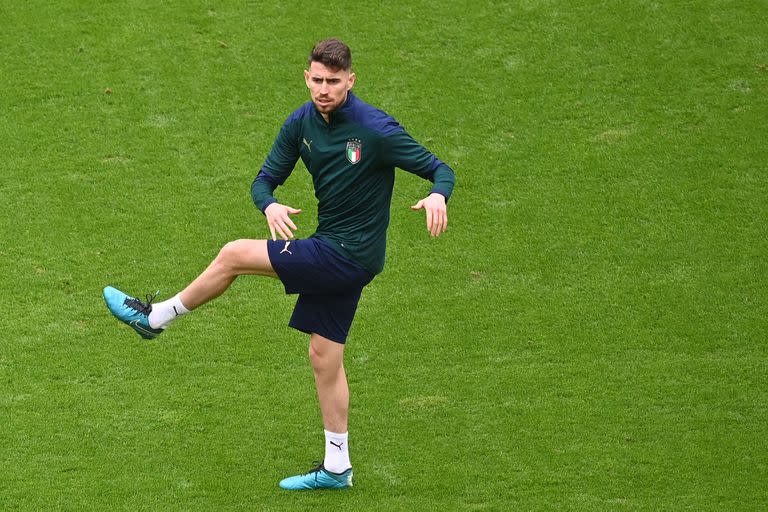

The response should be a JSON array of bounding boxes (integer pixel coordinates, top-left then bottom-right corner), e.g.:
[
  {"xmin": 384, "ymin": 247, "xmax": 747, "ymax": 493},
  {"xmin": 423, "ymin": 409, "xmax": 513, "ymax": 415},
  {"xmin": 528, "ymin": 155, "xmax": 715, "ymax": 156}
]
[{"xmin": 313, "ymin": 91, "xmax": 347, "ymax": 115}]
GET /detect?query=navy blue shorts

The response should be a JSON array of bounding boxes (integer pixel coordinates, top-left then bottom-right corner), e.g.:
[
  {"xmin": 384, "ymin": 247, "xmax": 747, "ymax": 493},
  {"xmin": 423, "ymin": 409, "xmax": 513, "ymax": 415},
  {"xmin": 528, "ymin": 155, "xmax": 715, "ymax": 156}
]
[{"xmin": 267, "ymin": 237, "xmax": 375, "ymax": 344}]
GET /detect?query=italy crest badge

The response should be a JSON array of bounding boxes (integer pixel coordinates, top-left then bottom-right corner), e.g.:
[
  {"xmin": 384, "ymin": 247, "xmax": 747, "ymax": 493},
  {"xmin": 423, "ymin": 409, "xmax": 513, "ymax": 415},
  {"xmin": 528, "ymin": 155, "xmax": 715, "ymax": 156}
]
[{"xmin": 346, "ymin": 138, "xmax": 362, "ymax": 164}]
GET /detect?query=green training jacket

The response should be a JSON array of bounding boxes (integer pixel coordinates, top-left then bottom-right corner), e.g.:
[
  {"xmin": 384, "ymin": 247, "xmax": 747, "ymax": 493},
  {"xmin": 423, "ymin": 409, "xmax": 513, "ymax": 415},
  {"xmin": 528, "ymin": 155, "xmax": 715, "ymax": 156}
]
[{"xmin": 251, "ymin": 91, "xmax": 455, "ymax": 275}]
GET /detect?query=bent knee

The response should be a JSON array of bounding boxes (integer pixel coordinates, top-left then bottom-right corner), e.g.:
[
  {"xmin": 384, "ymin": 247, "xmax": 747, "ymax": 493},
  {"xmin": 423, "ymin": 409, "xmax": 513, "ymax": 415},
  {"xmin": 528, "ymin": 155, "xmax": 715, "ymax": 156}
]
[
  {"xmin": 215, "ymin": 239, "xmax": 273, "ymax": 275},
  {"xmin": 215, "ymin": 240, "xmax": 245, "ymax": 268}
]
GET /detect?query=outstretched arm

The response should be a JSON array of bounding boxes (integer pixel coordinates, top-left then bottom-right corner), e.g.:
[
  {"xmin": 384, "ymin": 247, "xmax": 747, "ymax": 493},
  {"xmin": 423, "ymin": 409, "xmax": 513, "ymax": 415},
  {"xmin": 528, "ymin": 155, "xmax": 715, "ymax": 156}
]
[
  {"xmin": 382, "ymin": 128, "xmax": 455, "ymax": 237},
  {"xmin": 411, "ymin": 192, "xmax": 448, "ymax": 237}
]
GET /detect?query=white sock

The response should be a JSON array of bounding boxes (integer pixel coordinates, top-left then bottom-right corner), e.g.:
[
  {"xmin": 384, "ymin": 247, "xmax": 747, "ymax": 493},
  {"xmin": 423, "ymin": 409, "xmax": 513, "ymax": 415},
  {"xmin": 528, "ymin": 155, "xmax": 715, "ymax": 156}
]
[
  {"xmin": 323, "ymin": 430, "xmax": 351, "ymax": 473},
  {"xmin": 148, "ymin": 293, "xmax": 190, "ymax": 329}
]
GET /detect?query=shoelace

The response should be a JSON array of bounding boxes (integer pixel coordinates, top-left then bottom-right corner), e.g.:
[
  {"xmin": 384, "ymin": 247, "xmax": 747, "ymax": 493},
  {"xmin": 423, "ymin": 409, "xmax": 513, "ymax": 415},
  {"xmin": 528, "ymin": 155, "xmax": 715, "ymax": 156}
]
[
  {"xmin": 123, "ymin": 290, "xmax": 160, "ymax": 315},
  {"xmin": 304, "ymin": 461, "xmax": 325, "ymax": 481}
]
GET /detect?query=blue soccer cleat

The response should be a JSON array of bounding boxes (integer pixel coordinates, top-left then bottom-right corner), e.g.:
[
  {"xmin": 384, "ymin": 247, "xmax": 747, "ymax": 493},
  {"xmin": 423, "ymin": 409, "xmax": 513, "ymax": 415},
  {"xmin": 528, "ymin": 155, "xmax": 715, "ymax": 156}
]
[
  {"xmin": 279, "ymin": 462, "xmax": 354, "ymax": 491},
  {"xmin": 103, "ymin": 286, "xmax": 163, "ymax": 340}
]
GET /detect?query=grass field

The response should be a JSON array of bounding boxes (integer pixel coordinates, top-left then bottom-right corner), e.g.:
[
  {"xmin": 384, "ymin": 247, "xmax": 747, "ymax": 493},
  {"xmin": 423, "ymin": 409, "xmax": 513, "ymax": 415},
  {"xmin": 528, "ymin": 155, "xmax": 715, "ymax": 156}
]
[{"xmin": 2, "ymin": 1, "xmax": 767, "ymax": 510}]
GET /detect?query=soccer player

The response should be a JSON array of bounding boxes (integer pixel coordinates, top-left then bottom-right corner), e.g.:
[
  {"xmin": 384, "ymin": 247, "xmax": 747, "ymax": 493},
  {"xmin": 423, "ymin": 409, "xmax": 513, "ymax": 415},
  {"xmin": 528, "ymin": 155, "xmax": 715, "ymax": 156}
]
[{"xmin": 103, "ymin": 38, "xmax": 455, "ymax": 490}]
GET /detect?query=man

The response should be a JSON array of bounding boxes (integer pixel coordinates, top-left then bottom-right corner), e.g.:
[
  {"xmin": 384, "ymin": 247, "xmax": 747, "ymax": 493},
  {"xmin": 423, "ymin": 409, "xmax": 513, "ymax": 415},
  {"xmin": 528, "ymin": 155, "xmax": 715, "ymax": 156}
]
[{"xmin": 103, "ymin": 38, "xmax": 455, "ymax": 490}]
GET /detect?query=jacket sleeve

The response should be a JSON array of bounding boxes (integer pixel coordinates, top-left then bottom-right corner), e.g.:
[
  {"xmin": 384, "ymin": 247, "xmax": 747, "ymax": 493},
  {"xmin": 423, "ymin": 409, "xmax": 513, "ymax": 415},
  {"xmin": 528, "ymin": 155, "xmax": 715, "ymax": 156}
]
[
  {"xmin": 383, "ymin": 130, "xmax": 455, "ymax": 201},
  {"xmin": 251, "ymin": 121, "xmax": 300, "ymax": 213}
]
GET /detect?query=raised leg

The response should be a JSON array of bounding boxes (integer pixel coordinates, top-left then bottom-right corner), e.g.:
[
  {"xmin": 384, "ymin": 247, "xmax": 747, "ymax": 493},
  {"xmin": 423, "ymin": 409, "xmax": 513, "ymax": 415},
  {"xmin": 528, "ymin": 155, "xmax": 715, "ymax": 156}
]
[{"xmin": 180, "ymin": 239, "xmax": 277, "ymax": 310}]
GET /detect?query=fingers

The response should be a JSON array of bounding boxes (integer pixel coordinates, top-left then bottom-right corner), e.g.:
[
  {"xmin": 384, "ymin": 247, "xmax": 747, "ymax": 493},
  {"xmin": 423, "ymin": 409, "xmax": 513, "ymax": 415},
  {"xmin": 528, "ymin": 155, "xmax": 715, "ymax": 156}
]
[
  {"xmin": 273, "ymin": 219, "xmax": 294, "ymax": 240},
  {"xmin": 423, "ymin": 205, "xmax": 448, "ymax": 237},
  {"xmin": 426, "ymin": 207, "xmax": 434, "ymax": 235},
  {"xmin": 428, "ymin": 207, "xmax": 448, "ymax": 237},
  {"xmin": 410, "ymin": 196, "xmax": 449, "ymax": 237},
  {"xmin": 282, "ymin": 216, "xmax": 296, "ymax": 230},
  {"xmin": 434, "ymin": 209, "xmax": 448, "ymax": 236},
  {"xmin": 272, "ymin": 214, "xmax": 296, "ymax": 240},
  {"xmin": 265, "ymin": 204, "xmax": 301, "ymax": 240}
]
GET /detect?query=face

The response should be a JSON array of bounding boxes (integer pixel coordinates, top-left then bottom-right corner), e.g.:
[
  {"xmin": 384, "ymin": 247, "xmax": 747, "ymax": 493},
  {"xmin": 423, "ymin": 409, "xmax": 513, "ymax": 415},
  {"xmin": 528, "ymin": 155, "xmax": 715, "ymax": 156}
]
[{"xmin": 304, "ymin": 61, "xmax": 355, "ymax": 116}]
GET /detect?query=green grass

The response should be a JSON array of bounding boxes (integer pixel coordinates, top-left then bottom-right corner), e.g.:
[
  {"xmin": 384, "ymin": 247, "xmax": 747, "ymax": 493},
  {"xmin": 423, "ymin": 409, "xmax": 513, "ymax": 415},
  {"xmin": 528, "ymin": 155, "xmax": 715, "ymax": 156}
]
[{"xmin": 2, "ymin": 0, "xmax": 767, "ymax": 510}]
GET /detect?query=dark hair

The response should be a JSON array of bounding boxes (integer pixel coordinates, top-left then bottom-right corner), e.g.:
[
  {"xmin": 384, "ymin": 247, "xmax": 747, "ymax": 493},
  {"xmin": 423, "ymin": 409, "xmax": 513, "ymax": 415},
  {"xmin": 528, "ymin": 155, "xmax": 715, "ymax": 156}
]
[{"xmin": 308, "ymin": 38, "xmax": 352, "ymax": 70}]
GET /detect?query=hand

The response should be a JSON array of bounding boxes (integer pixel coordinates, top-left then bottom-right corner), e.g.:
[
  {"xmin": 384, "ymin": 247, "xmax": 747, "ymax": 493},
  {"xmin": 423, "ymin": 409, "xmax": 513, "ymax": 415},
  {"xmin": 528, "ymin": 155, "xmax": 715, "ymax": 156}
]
[
  {"xmin": 410, "ymin": 193, "xmax": 448, "ymax": 237},
  {"xmin": 264, "ymin": 202, "xmax": 302, "ymax": 241}
]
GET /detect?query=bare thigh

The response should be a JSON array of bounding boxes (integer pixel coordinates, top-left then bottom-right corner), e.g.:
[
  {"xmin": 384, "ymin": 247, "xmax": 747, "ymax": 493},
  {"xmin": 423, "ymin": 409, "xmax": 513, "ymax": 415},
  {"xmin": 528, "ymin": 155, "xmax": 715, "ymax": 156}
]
[{"xmin": 220, "ymin": 239, "xmax": 278, "ymax": 278}]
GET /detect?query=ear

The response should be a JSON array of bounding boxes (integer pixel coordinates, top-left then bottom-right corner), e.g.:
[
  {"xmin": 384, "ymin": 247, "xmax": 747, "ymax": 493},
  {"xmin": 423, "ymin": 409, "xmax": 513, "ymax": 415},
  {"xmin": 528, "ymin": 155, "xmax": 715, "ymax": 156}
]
[
  {"xmin": 347, "ymin": 72, "xmax": 356, "ymax": 91},
  {"xmin": 304, "ymin": 69, "xmax": 311, "ymax": 89}
]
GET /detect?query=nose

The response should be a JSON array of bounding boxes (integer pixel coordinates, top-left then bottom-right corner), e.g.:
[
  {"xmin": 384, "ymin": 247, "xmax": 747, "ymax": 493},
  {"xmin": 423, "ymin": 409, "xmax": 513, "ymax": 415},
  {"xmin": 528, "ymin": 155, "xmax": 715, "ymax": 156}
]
[{"xmin": 319, "ymin": 81, "xmax": 330, "ymax": 94}]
